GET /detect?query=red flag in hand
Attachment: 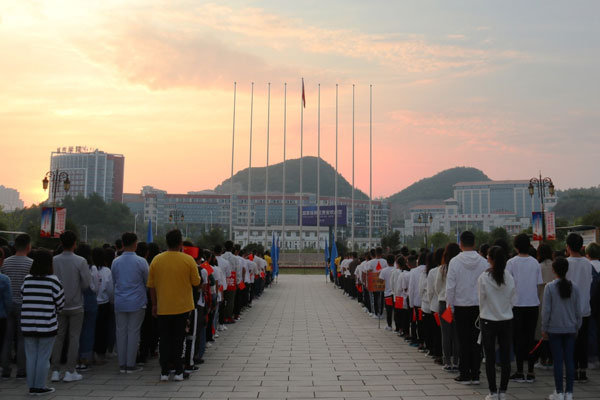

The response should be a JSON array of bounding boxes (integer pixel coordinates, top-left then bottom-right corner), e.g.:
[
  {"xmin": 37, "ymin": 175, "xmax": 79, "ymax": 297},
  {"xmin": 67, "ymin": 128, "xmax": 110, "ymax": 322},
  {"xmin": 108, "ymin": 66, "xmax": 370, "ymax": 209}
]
[
  {"xmin": 395, "ymin": 297, "xmax": 404, "ymax": 309},
  {"xmin": 434, "ymin": 312, "xmax": 441, "ymax": 326},
  {"xmin": 441, "ymin": 307, "xmax": 453, "ymax": 324}
]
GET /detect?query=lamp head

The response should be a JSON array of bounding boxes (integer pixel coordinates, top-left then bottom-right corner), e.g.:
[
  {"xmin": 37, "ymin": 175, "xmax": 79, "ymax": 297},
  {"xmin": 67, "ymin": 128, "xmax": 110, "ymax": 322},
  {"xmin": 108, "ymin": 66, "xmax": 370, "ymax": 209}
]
[
  {"xmin": 63, "ymin": 177, "xmax": 70, "ymax": 192},
  {"xmin": 528, "ymin": 182, "xmax": 534, "ymax": 196},
  {"xmin": 42, "ymin": 176, "xmax": 49, "ymax": 191}
]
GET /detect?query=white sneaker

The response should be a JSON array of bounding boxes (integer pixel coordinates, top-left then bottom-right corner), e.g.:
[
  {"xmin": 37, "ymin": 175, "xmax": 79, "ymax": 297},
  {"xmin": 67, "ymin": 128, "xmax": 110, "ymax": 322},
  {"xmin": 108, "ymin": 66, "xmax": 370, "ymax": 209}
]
[
  {"xmin": 160, "ymin": 374, "xmax": 169, "ymax": 382},
  {"xmin": 50, "ymin": 371, "xmax": 61, "ymax": 382},
  {"xmin": 564, "ymin": 394, "xmax": 573, "ymax": 400},
  {"xmin": 214, "ymin": 333, "xmax": 219, "ymax": 338},
  {"xmin": 485, "ymin": 394, "xmax": 498, "ymax": 400},
  {"xmin": 206, "ymin": 342, "xmax": 212, "ymax": 347},
  {"xmin": 63, "ymin": 371, "xmax": 82, "ymax": 382},
  {"xmin": 498, "ymin": 393, "xmax": 507, "ymax": 400},
  {"xmin": 384, "ymin": 326, "xmax": 392, "ymax": 331},
  {"xmin": 548, "ymin": 391, "xmax": 564, "ymax": 400}
]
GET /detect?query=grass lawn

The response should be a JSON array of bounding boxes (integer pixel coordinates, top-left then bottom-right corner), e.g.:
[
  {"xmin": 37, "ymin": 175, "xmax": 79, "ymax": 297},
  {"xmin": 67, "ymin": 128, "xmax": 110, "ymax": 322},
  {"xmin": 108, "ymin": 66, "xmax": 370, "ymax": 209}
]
[{"xmin": 278, "ymin": 267, "xmax": 325, "ymax": 275}]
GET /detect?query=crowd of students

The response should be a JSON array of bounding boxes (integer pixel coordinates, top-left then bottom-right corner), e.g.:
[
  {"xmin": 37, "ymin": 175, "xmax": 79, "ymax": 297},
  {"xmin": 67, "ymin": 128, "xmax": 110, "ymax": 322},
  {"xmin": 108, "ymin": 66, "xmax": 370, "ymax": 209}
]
[
  {"xmin": 0, "ymin": 230, "xmax": 273, "ymax": 396},
  {"xmin": 335, "ymin": 231, "xmax": 600, "ymax": 400}
]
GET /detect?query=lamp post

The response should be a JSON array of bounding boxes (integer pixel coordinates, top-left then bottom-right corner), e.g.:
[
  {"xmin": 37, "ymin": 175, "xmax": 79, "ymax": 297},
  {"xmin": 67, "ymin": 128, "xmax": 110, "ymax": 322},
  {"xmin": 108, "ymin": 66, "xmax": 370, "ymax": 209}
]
[
  {"xmin": 528, "ymin": 173, "xmax": 555, "ymax": 241},
  {"xmin": 82, "ymin": 225, "xmax": 88, "ymax": 243},
  {"xmin": 169, "ymin": 209, "xmax": 184, "ymax": 228},
  {"xmin": 42, "ymin": 170, "xmax": 70, "ymax": 237},
  {"xmin": 417, "ymin": 212, "xmax": 433, "ymax": 247},
  {"xmin": 134, "ymin": 213, "xmax": 138, "ymax": 235}
]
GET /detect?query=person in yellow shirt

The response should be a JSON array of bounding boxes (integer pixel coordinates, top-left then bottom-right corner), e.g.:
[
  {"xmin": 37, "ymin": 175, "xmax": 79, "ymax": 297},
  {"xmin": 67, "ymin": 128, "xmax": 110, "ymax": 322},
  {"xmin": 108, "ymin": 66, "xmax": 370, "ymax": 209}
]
[
  {"xmin": 264, "ymin": 251, "xmax": 272, "ymax": 286},
  {"xmin": 147, "ymin": 229, "xmax": 200, "ymax": 382}
]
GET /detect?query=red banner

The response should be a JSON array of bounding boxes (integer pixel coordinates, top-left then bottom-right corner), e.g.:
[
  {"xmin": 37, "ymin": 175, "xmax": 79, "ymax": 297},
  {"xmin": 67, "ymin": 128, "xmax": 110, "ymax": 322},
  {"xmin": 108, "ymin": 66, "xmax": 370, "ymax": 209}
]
[
  {"xmin": 238, "ymin": 282, "xmax": 246, "ymax": 290},
  {"xmin": 226, "ymin": 271, "xmax": 237, "ymax": 291},
  {"xmin": 385, "ymin": 296, "xmax": 393, "ymax": 306},
  {"xmin": 394, "ymin": 297, "xmax": 404, "ymax": 309}
]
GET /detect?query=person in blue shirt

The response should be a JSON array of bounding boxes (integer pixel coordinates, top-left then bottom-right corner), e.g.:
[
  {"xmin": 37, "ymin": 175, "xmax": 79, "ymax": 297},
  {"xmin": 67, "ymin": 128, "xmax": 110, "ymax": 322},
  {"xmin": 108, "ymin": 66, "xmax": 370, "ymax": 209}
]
[{"xmin": 111, "ymin": 232, "xmax": 149, "ymax": 374}]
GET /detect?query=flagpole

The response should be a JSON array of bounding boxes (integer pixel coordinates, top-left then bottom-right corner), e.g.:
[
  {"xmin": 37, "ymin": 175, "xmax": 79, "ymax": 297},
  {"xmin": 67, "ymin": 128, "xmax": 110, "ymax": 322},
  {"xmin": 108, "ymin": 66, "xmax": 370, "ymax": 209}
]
[
  {"xmin": 317, "ymin": 83, "xmax": 321, "ymax": 254},
  {"xmin": 300, "ymin": 78, "xmax": 304, "ymax": 257},
  {"xmin": 230, "ymin": 82, "xmax": 237, "ymax": 240},
  {"xmin": 352, "ymin": 84, "xmax": 355, "ymax": 251},
  {"xmin": 282, "ymin": 83, "xmax": 287, "ymax": 252},
  {"xmin": 265, "ymin": 82, "xmax": 270, "ymax": 249},
  {"xmin": 247, "ymin": 82, "xmax": 254, "ymax": 248},
  {"xmin": 369, "ymin": 84, "xmax": 373, "ymax": 249},
  {"xmin": 334, "ymin": 84, "xmax": 338, "ymax": 243}
]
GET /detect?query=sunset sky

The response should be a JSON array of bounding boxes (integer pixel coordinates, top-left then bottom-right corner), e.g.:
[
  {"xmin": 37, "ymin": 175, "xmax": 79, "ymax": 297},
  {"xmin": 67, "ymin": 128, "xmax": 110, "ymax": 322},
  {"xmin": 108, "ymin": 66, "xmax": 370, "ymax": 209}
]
[{"xmin": 1, "ymin": 1, "xmax": 599, "ymax": 207}]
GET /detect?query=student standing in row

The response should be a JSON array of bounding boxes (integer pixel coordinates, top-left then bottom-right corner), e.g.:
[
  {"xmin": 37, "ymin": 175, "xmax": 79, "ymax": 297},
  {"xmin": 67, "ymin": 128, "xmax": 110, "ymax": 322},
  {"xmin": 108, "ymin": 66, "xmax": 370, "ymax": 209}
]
[
  {"xmin": 436, "ymin": 243, "xmax": 461, "ymax": 372},
  {"xmin": 542, "ymin": 257, "xmax": 582, "ymax": 400},
  {"xmin": 21, "ymin": 249, "xmax": 64, "ymax": 396},
  {"xmin": 479, "ymin": 246, "xmax": 517, "ymax": 400}
]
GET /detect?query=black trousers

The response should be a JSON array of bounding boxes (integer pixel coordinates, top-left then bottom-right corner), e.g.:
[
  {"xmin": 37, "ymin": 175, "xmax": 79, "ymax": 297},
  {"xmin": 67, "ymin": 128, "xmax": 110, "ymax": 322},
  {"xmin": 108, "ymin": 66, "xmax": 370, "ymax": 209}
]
[
  {"xmin": 410, "ymin": 306, "xmax": 419, "ymax": 343},
  {"xmin": 364, "ymin": 289, "xmax": 372, "ymax": 313},
  {"xmin": 513, "ymin": 306, "xmax": 538, "ymax": 374},
  {"xmin": 384, "ymin": 296, "xmax": 393, "ymax": 327},
  {"xmin": 94, "ymin": 302, "xmax": 111, "ymax": 356},
  {"xmin": 575, "ymin": 316, "xmax": 589, "ymax": 370},
  {"xmin": 482, "ymin": 318, "xmax": 512, "ymax": 393},
  {"xmin": 394, "ymin": 307, "xmax": 402, "ymax": 332},
  {"xmin": 423, "ymin": 312, "xmax": 434, "ymax": 350},
  {"xmin": 454, "ymin": 306, "xmax": 481, "ymax": 380},
  {"xmin": 157, "ymin": 312, "xmax": 188, "ymax": 375}
]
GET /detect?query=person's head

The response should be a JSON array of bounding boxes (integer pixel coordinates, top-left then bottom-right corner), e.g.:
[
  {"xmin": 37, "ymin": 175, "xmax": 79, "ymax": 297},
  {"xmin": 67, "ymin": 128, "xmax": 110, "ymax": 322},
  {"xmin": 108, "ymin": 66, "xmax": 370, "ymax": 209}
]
[
  {"xmin": 386, "ymin": 254, "xmax": 395, "ymax": 267},
  {"xmin": 234, "ymin": 244, "xmax": 241, "ymax": 255},
  {"xmin": 166, "ymin": 229, "xmax": 183, "ymax": 251},
  {"xmin": 213, "ymin": 244, "xmax": 223, "ymax": 255},
  {"xmin": 92, "ymin": 247, "xmax": 105, "ymax": 268},
  {"xmin": 224, "ymin": 240, "xmax": 234, "ymax": 252},
  {"xmin": 395, "ymin": 255, "xmax": 407, "ymax": 270},
  {"xmin": 434, "ymin": 248, "xmax": 444, "ymax": 267},
  {"xmin": 369, "ymin": 248, "xmax": 376, "ymax": 258},
  {"xmin": 104, "ymin": 247, "xmax": 115, "ymax": 268},
  {"xmin": 425, "ymin": 252, "xmax": 436, "ymax": 274},
  {"xmin": 492, "ymin": 238, "xmax": 509, "ymax": 254},
  {"xmin": 147, "ymin": 242, "xmax": 160, "ymax": 263},
  {"xmin": 487, "ymin": 245, "xmax": 507, "ymax": 286},
  {"xmin": 115, "ymin": 238, "xmax": 123, "ymax": 250},
  {"xmin": 407, "ymin": 255, "xmax": 417, "ymax": 268},
  {"xmin": 479, "ymin": 243, "xmax": 490, "ymax": 259},
  {"xmin": 400, "ymin": 246, "xmax": 409, "ymax": 257},
  {"xmin": 352, "ymin": 252, "xmax": 358, "ymax": 259},
  {"xmin": 136, "ymin": 242, "xmax": 149, "ymax": 258},
  {"xmin": 30, "ymin": 249, "xmax": 54, "ymax": 276},
  {"xmin": 586, "ymin": 242, "xmax": 600, "ymax": 261},
  {"xmin": 376, "ymin": 247, "xmax": 384, "ymax": 258},
  {"xmin": 122, "ymin": 232, "xmax": 138, "ymax": 251},
  {"xmin": 417, "ymin": 251, "xmax": 428, "ymax": 266},
  {"xmin": 566, "ymin": 233, "xmax": 584, "ymax": 256},
  {"xmin": 459, "ymin": 231, "xmax": 475, "ymax": 250},
  {"xmin": 537, "ymin": 243, "xmax": 553, "ymax": 263},
  {"xmin": 552, "ymin": 257, "xmax": 572, "ymax": 299},
  {"xmin": 513, "ymin": 233, "xmax": 530, "ymax": 255},
  {"xmin": 60, "ymin": 230, "xmax": 77, "ymax": 251},
  {"xmin": 75, "ymin": 243, "xmax": 92, "ymax": 266},
  {"xmin": 14, "ymin": 233, "xmax": 32, "ymax": 254},
  {"xmin": 442, "ymin": 242, "xmax": 461, "ymax": 266}
]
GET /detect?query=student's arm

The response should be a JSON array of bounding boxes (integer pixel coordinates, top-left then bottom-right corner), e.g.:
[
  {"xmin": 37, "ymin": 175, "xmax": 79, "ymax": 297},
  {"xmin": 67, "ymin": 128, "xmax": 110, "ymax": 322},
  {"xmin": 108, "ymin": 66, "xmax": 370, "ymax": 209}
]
[
  {"xmin": 190, "ymin": 260, "xmax": 201, "ymax": 287},
  {"xmin": 80, "ymin": 259, "xmax": 91, "ymax": 290},
  {"xmin": 445, "ymin": 264, "xmax": 456, "ymax": 308},
  {"xmin": 477, "ymin": 275, "xmax": 485, "ymax": 309},
  {"xmin": 541, "ymin": 284, "xmax": 551, "ymax": 337}
]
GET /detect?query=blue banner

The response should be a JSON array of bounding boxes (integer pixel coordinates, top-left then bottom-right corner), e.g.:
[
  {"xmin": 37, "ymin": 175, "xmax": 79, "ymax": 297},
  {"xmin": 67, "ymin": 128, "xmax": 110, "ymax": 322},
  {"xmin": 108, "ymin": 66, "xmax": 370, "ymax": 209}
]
[{"xmin": 300, "ymin": 205, "xmax": 347, "ymax": 226}]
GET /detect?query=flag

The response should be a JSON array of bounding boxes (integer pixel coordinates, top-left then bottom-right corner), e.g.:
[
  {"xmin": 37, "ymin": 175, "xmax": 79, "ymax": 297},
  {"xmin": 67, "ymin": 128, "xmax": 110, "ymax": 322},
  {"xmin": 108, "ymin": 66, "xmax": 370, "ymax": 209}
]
[
  {"xmin": 329, "ymin": 235, "xmax": 338, "ymax": 275},
  {"xmin": 271, "ymin": 233, "xmax": 279, "ymax": 277},
  {"xmin": 147, "ymin": 218, "xmax": 153, "ymax": 243},
  {"xmin": 324, "ymin": 238, "xmax": 330, "ymax": 275},
  {"xmin": 301, "ymin": 78, "xmax": 306, "ymax": 108}
]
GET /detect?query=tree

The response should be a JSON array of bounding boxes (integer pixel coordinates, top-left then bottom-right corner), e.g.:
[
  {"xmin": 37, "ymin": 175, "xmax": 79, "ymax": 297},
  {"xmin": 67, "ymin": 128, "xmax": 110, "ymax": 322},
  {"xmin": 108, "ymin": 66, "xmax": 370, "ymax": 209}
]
[
  {"xmin": 381, "ymin": 231, "xmax": 401, "ymax": 252},
  {"xmin": 196, "ymin": 227, "xmax": 226, "ymax": 251},
  {"xmin": 579, "ymin": 210, "xmax": 600, "ymax": 227},
  {"xmin": 474, "ymin": 231, "xmax": 492, "ymax": 248},
  {"xmin": 430, "ymin": 232, "xmax": 451, "ymax": 250}
]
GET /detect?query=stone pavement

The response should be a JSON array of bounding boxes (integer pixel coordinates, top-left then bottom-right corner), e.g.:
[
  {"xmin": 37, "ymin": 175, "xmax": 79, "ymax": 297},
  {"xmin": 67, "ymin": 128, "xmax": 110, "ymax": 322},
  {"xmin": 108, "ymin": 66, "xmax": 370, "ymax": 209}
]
[{"xmin": 1, "ymin": 275, "xmax": 599, "ymax": 399}]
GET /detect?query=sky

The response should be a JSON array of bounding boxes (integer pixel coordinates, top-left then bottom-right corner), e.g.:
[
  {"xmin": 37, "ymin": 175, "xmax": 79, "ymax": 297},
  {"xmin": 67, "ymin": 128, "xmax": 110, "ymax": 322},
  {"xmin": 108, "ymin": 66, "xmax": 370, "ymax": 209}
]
[{"xmin": 1, "ymin": 0, "xmax": 599, "ymax": 206}]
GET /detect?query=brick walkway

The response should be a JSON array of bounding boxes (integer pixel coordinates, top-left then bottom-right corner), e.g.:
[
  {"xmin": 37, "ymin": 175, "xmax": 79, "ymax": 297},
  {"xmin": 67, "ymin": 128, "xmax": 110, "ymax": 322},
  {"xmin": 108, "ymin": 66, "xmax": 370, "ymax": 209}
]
[{"xmin": 1, "ymin": 275, "xmax": 599, "ymax": 399}]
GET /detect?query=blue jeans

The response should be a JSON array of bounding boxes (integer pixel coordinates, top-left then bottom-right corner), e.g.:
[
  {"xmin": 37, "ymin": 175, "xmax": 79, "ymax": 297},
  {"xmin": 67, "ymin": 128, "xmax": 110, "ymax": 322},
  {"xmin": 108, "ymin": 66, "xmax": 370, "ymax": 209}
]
[
  {"xmin": 548, "ymin": 333, "xmax": 576, "ymax": 394},
  {"xmin": 24, "ymin": 336, "xmax": 55, "ymax": 389},
  {"xmin": 79, "ymin": 289, "xmax": 98, "ymax": 361}
]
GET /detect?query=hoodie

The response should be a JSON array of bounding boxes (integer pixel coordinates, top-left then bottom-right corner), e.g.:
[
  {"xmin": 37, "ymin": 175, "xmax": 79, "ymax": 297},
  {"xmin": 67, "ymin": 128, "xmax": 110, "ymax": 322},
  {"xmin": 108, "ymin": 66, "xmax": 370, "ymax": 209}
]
[
  {"xmin": 445, "ymin": 251, "xmax": 488, "ymax": 307},
  {"xmin": 478, "ymin": 270, "xmax": 517, "ymax": 321}
]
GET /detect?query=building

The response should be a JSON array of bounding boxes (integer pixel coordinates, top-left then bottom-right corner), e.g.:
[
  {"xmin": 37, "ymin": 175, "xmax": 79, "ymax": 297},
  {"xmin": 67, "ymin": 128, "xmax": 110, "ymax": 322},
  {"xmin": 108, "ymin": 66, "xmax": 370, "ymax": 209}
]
[
  {"xmin": 122, "ymin": 187, "xmax": 390, "ymax": 249},
  {"xmin": 404, "ymin": 180, "xmax": 557, "ymax": 237},
  {"xmin": 49, "ymin": 147, "xmax": 124, "ymax": 203},
  {"xmin": 0, "ymin": 185, "xmax": 24, "ymax": 211}
]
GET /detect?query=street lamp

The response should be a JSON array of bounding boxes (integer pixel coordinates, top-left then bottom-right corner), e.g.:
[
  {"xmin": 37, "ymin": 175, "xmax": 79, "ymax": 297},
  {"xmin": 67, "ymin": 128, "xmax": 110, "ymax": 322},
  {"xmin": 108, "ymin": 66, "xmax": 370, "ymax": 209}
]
[
  {"xmin": 42, "ymin": 170, "xmax": 70, "ymax": 237},
  {"xmin": 169, "ymin": 209, "xmax": 184, "ymax": 228},
  {"xmin": 528, "ymin": 172, "xmax": 555, "ymax": 241},
  {"xmin": 417, "ymin": 212, "xmax": 433, "ymax": 247}
]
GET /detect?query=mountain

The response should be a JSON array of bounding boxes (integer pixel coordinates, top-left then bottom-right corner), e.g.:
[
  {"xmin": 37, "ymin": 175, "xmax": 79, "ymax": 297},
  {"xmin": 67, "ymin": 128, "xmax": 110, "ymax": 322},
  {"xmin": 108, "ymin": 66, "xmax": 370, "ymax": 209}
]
[
  {"xmin": 387, "ymin": 167, "xmax": 491, "ymax": 223},
  {"xmin": 552, "ymin": 187, "xmax": 600, "ymax": 222},
  {"xmin": 215, "ymin": 156, "xmax": 369, "ymax": 200}
]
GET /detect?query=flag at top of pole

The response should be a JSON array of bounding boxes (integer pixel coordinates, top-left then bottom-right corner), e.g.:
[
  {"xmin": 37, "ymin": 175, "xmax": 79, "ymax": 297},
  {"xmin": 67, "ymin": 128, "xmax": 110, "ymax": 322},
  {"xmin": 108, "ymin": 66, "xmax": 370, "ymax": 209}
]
[
  {"xmin": 302, "ymin": 78, "xmax": 306, "ymax": 108},
  {"xmin": 147, "ymin": 218, "xmax": 153, "ymax": 243}
]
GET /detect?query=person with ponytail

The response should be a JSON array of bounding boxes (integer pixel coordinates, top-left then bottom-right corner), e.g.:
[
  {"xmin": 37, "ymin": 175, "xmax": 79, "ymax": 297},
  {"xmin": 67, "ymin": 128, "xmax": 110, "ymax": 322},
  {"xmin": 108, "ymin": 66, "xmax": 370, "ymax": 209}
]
[
  {"xmin": 542, "ymin": 257, "xmax": 582, "ymax": 400},
  {"xmin": 478, "ymin": 246, "xmax": 517, "ymax": 400}
]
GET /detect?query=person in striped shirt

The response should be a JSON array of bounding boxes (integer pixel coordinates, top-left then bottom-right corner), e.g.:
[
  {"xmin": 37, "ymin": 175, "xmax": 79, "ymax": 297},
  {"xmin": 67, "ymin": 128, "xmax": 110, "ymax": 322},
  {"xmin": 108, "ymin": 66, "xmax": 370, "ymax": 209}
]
[{"xmin": 21, "ymin": 249, "xmax": 65, "ymax": 396}]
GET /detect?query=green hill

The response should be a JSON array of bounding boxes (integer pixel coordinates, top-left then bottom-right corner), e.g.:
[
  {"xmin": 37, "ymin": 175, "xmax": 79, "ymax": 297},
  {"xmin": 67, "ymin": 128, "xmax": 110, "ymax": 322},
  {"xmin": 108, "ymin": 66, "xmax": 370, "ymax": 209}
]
[
  {"xmin": 215, "ymin": 156, "xmax": 369, "ymax": 199},
  {"xmin": 552, "ymin": 187, "xmax": 600, "ymax": 222},
  {"xmin": 387, "ymin": 167, "xmax": 490, "ymax": 223}
]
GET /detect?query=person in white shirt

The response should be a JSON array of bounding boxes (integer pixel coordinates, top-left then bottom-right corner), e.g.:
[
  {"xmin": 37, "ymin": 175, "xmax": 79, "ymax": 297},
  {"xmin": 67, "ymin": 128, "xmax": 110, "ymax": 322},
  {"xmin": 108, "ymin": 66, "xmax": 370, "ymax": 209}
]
[
  {"xmin": 427, "ymin": 248, "xmax": 444, "ymax": 364},
  {"xmin": 479, "ymin": 245, "xmax": 517, "ymax": 400},
  {"xmin": 398, "ymin": 259, "xmax": 412, "ymax": 338},
  {"xmin": 233, "ymin": 245, "xmax": 246, "ymax": 319},
  {"xmin": 565, "ymin": 233, "xmax": 594, "ymax": 382},
  {"xmin": 408, "ymin": 253, "xmax": 426, "ymax": 348},
  {"xmin": 505, "ymin": 234, "xmax": 543, "ymax": 383},
  {"xmin": 367, "ymin": 248, "xmax": 389, "ymax": 318},
  {"xmin": 93, "ymin": 248, "xmax": 113, "ymax": 361},
  {"xmin": 391, "ymin": 256, "xmax": 407, "ymax": 334},
  {"xmin": 220, "ymin": 242, "xmax": 237, "ymax": 324},
  {"xmin": 379, "ymin": 254, "xmax": 396, "ymax": 331},
  {"xmin": 435, "ymin": 243, "xmax": 461, "ymax": 372},
  {"xmin": 446, "ymin": 231, "xmax": 488, "ymax": 385}
]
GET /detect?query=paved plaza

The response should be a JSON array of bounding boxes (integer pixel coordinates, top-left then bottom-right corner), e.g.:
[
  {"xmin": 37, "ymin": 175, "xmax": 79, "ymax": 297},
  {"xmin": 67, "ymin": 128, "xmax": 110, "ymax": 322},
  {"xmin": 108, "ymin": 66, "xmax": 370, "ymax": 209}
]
[{"xmin": 1, "ymin": 275, "xmax": 599, "ymax": 399}]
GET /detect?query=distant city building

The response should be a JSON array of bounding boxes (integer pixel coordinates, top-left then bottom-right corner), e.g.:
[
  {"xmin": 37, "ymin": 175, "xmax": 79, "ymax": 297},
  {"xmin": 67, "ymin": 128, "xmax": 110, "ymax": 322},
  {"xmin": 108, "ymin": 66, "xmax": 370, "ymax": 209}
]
[
  {"xmin": 404, "ymin": 180, "xmax": 558, "ymax": 237},
  {"xmin": 49, "ymin": 147, "xmax": 124, "ymax": 203},
  {"xmin": 122, "ymin": 187, "xmax": 390, "ymax": 249},
  {"xmin": 0, "ymin": 185, "xmax": 24, "ymax": 211}
]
